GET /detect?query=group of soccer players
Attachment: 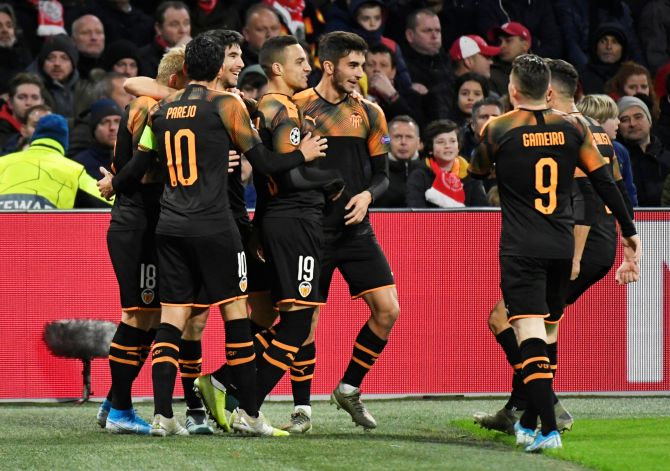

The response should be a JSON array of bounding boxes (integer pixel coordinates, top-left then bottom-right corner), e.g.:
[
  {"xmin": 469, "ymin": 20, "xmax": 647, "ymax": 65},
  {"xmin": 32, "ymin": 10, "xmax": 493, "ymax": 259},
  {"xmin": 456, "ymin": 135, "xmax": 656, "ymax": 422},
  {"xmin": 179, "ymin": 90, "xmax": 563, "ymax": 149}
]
[{"xmin": 96, "ymin": 29, "xmax": 398, "ymax": 437}]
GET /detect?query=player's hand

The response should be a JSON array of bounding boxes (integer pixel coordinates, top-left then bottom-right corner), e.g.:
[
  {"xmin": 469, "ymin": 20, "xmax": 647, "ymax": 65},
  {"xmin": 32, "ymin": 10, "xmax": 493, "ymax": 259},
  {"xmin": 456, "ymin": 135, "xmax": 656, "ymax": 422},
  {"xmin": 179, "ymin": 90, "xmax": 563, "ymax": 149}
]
[
  {"xmin": 299, "ymin": 132, "xmax": 328, "ymax": 162},
  {"xmin": 622, "ymin": 234, "xmax": 642, "ymax": 263},
  {"xmin": 248, "ymin": 227, "xmax": 265, "ymax": 263},
  {"xmin": 615, "ymin": 259, "xmax": 640, "ymax": 285},
  {"xmin": 570, "ymin": 258, "xmax": 581, "ymax": 280},
  {"xmin": 228, "ymin": 150, "xmax": 240, "ymax": 173},
  {"xmin": 97, "ymin": 167, "xmax": 115, "ymax": 200},
  {"xmin": 344, "ymin": 191, "xmax": 372, "ymax": 225}
]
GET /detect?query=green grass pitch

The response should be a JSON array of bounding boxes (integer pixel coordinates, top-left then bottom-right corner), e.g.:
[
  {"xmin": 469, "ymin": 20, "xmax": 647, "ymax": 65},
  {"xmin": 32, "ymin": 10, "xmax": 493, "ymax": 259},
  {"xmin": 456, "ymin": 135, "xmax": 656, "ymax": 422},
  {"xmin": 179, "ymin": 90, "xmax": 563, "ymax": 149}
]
[{"xmin": 0, "ymin": 396, "xmax": 667, "ymax": 470}]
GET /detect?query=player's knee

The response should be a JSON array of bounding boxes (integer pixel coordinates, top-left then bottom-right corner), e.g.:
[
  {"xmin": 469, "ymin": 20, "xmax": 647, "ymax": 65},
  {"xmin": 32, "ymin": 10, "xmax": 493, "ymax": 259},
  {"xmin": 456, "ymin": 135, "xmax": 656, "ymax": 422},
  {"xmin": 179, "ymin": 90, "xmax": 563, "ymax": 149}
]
[
  {"xmin": 373, "ymin": 301, "xmax": 399, "ymax": 330},
  {"xmin": 183, "ymin": 310, "xmax": 208, "ymax": 340}
]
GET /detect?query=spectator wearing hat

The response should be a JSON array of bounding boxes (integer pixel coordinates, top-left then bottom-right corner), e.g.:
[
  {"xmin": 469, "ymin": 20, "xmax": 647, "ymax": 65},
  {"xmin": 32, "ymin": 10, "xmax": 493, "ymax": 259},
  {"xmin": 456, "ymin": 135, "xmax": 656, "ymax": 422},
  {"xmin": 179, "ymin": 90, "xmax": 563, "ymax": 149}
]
[
  {"xmin": 138, "ymin": 1, "xmax": 191, "ymax": 78},
  {"xmin": 618, "ymin": 96, "xmax": 670, "ymax": 206},
  {"xmin": 401, "ymin": 8, "xmax": 453, "ymax": 123},
  {"xmin": 100, "ymin": 40, "xmax": 140, "ymax": 78},
  {"xmin": 450, "ymin": 34, "xmax": 500, "ymax": 81},
  {"xmin": 70, "ymin": 14, "xmax": 105, "ymax": 80},
  {"xmin": 476, "ymin": 0, "xmax": 562, "ymax": 59},
  {"xmin": 0, "ymin": 3, "xmax": 32, "ymax": 95},
  {"xmin": 73, "ymin": 98, "xmax": 122, "ymax": 180},
  {"xmin": 0, "ymin": 113, "xmax": 110, "ymax": 209},
  {"xmin": 488, "ymin": 22, "xmax": 531, "ymax": 96},
  {"xmin": 26, "ymin": 33, "xmax": 80, "ymax": 119},
  {"xmin": 580, "ymin": 23, "xmax": 630, "ymax": 94}
]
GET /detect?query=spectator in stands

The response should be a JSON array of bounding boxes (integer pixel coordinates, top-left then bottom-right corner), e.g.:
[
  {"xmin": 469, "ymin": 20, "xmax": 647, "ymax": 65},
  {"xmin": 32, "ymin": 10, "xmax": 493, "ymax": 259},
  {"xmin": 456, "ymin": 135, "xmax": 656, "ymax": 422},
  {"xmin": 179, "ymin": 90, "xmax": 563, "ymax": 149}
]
[
  {"xmin": 618, "ymin": 96, "xmax": 670, "ymax": 206},
  {"xmin": 237, "ymin": 64, "xmax": 268, "ymax": 100},
  {"xmin": 488, "ymin": 22, "xmax": 531, "ymax": 96},
  {"xmin": 406, "ymin": 119, "xmax": 487, "ymax": 208},
  {"xmin": 460, "ymin": 96, "xmax": 503, "ymax": 160},
  {"xmin": 0, "ymin": 113, "xmax": 110, "ymax": 209},
  {"xmin": 605, "ymin": 61, "xmax": 660, "ymax": 120},
  {"xmin": 139, "ymin": 1, "xmax": 191, "ymax": 78},
  {"xmin": 580, "ymin": 23, "xmax": 629, "ymax": 94},
  {"xmin": 242, "ymin": 3, "xmax": 282, "ymax": 67},
  {"xmin": 402, "ymin": 9, "xmax": 453, "ymax": 124},
  {"xmin": 100, "ymin": 39, "xmax": 140, "ymax": 78},
  {"xmin": 363, "ymin": 43, "xmax": 425, "ymax": 128},
  {"xmin": 372, "ymin": 115, "xmax": 423, "ymax": 208},
  {"xmin": 70, "ymin": 14, "xmax": 105, "ymax": 80},
  {"xmin": 0, "ymin": 73, "xmax": 47, "ymax": 149},
  {"xmin": 73, "ymin": 98, "xmax": 121, "ymax": 180},
  {"xmin": 555, "ymin": 0, "xmax": 644, "ymax": 71},
  {"xmin": 0, "ymin": 3, "xmax": 32, "ymax": 95},
  {"xmin": 577, "ymin": 93, "xmax": 638, "ymax": 206},
  {"xmin": 449, "ymin": 34, "xmax": 500, "ymax": 81},
  {"xmin": 638, "ymin": 0, "xmax": 670, "ymax": 74},
  {"xmin": 1, "ymin": 103, "xmax": 51, "ymax": 155},
  {"xmin": 657, "ymin": 75, "xmax": 670, "ymax": 150},
  {"xmin": 91, "ymin": 0, "xmax": 154, "ymax": 48},
  {"xmin": 449, "ymin": 73, "xmax": 489, "ymax": 128},
  {"xmin": 190, "ymin": 0, "xmax": 243, "ymax": 37},
  {"xmin": 26, "ymin": 34, "xmax": 80, "ymax": 119},
  {"xmin": 476, "ymin": 0, "xmax": 562, "ymax": 59}
]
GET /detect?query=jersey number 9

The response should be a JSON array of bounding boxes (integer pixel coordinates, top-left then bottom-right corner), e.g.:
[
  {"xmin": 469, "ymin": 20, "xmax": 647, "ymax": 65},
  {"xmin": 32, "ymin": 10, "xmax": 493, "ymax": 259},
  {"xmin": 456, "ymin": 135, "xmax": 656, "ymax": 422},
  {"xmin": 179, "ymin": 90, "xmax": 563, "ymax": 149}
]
[{"xmin": 534, "ymin": 157, "xmax": 558, "ymax": 215}]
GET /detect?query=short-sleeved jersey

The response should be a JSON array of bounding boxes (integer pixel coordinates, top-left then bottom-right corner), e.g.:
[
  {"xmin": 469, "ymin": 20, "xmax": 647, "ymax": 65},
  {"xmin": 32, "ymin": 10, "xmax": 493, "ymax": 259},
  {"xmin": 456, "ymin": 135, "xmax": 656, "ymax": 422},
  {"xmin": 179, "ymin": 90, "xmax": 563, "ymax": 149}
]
[
  {"xmin": 293, "ymin": 88, "xmax": 390, "ymax": 229},
  {"xmin": 110, "ymin": 95, "xmax": 163, "ymax": 230},
  {"xmin": 253, "ymin": 92, "xmax": 323, "ymax": 221},
  {"xmin": 142, "ymin": 83, "xmax": 262, "ymax": 236},
  {"xmin": 470, "ymin": 107, "xmax": 607, "ymax": 259}
]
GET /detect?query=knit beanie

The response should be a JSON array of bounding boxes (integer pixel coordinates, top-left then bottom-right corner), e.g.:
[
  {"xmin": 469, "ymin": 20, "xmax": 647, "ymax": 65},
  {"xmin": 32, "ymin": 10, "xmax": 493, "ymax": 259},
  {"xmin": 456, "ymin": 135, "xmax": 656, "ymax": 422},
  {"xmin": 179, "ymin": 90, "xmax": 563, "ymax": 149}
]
[
  {"xmin": 31, "ymin": 113, "xmax": 69, "ymax": 152},
  {"xmin": 89, "ymin": 98, "xmax": 122, "ymax": 132},
  {"xmin": 38, "ymin": 33, "xmax": 79, "ymax": 67},
  {"xmin": 100, "ymin": 40, "xmax": 140, "ymax": 72},
  {"xmin": 617, "ymin": 96, "xmax": 652, "ymax": 124}
]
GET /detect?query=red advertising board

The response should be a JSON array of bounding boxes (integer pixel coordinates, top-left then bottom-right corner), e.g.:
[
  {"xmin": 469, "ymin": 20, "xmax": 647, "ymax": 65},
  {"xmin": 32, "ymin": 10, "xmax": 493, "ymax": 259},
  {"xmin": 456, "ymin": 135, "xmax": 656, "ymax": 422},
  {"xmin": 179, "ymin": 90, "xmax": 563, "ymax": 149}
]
[{"xmin": 0, "ymin": 211, "xmax": 668, "ymax": 400}]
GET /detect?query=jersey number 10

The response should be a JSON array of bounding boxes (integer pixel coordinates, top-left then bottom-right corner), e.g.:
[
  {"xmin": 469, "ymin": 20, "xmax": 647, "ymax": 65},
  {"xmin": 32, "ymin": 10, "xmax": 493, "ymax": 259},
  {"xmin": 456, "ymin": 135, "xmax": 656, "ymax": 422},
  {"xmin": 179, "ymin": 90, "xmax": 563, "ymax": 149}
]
[
  {"xmin": 165, "ymin": 129, "xmax": 198, "ymax": 187},
  {"xmin": 534, "ymin": 157, "xmax": 558, "ymax": 215}
]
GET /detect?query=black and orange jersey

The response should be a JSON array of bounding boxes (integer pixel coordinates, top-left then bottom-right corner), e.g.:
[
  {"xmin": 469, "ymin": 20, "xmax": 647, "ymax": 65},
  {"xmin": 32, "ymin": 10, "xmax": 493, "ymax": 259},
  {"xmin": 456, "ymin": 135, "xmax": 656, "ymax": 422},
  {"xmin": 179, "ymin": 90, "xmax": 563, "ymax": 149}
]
[
  {"xmin": 142, "ymin": 83, "xmax": 262, "ymax": 236},
  {"xmin": 293, "ymin": 88, "xmax": 390, "ymax": 229},
  {"xmin": 470, "ymin": 107, "xmax": 608, "ymax": 259},
  {"xmin": 228, "ymin": 96, "xmax": 258, "ymax": 221},
  {"xmin": 109, "ymin": 95, "xmax": 163, "ymax": 230},
  {"xmin": 252, "ymin": 92, "xmax": 323, "ymax": 221}
]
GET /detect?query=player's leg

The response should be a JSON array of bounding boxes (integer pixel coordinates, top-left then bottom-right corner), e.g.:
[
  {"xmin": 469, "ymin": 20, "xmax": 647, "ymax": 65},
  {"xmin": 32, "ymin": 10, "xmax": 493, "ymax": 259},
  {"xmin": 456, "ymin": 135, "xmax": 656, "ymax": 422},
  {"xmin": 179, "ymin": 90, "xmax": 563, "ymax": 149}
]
[{"xmin": 332, "ymin": 233, "xmax": 397, "ymax": 430}]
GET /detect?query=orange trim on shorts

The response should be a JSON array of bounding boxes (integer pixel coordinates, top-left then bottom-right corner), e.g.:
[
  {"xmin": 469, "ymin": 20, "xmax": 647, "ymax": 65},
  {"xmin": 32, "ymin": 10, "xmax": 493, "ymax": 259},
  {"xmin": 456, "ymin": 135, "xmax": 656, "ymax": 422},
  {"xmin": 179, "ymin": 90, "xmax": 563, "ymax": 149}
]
[
  {"xmin": 508, "ymin": 313, "xmax": 550, "ymax": 322},
  {"xmin": 354, "ymin": 342, "xmax": 380, "ymax": 358},
  {"xmin": 544, "ymin": 316, "xmax": 563, "ymax": 325},
  {"xmin": 122, "ymin": 307, "xmax": 162, "ymax": 312},
  {"xmin": 153, "ymin": 342, "xmax": 179, "ymax": 351},
  {"xmin": 275, "ymin": 298, "xmax": 326, "ymax": 307},
  {"xmin": 263, "ymin": 351, "xmax": 291, "ymax": 371},
  {"xmin": 271, "ymin": 339, "xmax": 299, "ymax": 353},
  {"xmin": 160, "ymin": 302, "xmax": 197, "ymax": 307},
  {"xmin": 192, "ymin": 303, "xmax": 210, "ymax": 308},
  {"xmin": 152, "ymin": 356, "xmax": 179, "ymax": 368},
  {"xmin": 523, "ymin": 372, "xmax": 553, "ymax": 383},
  {"xmin": 255, "ymin": 333, "xmax": 269, "ymax": 349},
  {"xmin": 352, "ymin": 356, "xmax": 373, "ymax": 369},
  {"xmin": 290, "ymin": 374, "xmax": 313, "ymax": 382},
  {"xmin": 180, "ymin": 372, "xmax": 200, "ymax": 378},
  {"xmin": 521, "ymin": 356, "xmax": 550, "ymax": 369},
  {"xmin": 211, "ymin": 294, "xmax": 248, "ymax": 306},
  {"xmin": 351, "ymin": 284, "xmax": 396, "ymax": 300},
  {"xmin": 178, "ymin": 358, "xmax": 202, "ymax": 365},
  {"xmin": 228, "ymin": 354, "xmax": 255, "ymax": 366},
  {"xmin": 109, "ymin": 355, "xmax": 139, "ymax": 366},
  {"xmin": 292, "ymin": 358, "xmax": 316, "ymax": 366},
  {"xmin": 226, "ymin": 341, "xmax": 253, "ymax": 348},
  {"xmin": 110, "ymin": 342, "xmax": 142, "ymax": 351}
]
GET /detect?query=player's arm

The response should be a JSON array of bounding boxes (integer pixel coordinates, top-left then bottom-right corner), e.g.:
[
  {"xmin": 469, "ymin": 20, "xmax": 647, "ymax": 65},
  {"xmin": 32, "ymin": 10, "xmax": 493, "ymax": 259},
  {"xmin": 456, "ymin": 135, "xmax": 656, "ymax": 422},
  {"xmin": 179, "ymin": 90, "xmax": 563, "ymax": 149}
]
[
  {"xmin": 572, "ymin": 172, "xmax": 595, "ymax": 280},
  {"xmin": 611, "ymin": 153, "xmax": 635, "ymax": 219},
  {"xmin": 76, "ymin": 169, "xmax": 113, "ymax": 207},
  {"xmin": 124, "ymin": 77, "xmax": 175, "ymax": 100},
  {"xmin": 468, "ymin": 120, "xmax": 496, "ymax": 179}
]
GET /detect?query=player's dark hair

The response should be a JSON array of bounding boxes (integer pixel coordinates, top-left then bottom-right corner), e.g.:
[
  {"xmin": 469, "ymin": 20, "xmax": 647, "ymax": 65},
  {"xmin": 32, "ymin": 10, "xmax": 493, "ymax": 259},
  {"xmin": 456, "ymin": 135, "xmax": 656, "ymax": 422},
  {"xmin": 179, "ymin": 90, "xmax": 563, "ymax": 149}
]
[
  {"xmin": 510, "ymin": 54, "xmax": 550, "ymax": 101},
  {"xmin": 546, "ymin": 58, "xmax": 579, "ymax": 98},
  {"xmin": 423, "ymin": 119, "xmax": 460, "ymax": 154},
  {"xmin": 259, "ymin": 35, "xmax": 299, "ymax": 76},
  {"xmin": 367, "ymin": 43, "xmax": 396, "ymax": 68},
  {"xmin": 203, "ymin": 29, "xmax": 244, "ymax": 51},
  {"xmin": 156, "ymin": 1, "xmax": 190, "ymax": 25},
  {"xmin": 318, "ymin": 31, "xmax": 368, "ymax": 66},
  {"xmin": 185, "ymin": 33, "xmax": 224, "ymax": 81},
  {"xmin": 472, "ymin": 96, "xmax": 504, "ymax": 119}
]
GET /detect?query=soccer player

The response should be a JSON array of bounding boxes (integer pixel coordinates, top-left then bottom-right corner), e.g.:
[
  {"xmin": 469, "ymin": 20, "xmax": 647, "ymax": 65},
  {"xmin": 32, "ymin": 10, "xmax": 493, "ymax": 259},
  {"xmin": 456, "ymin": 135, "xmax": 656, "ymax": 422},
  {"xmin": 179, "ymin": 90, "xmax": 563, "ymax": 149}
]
[
  {"xmin": 473, "ymin": 59, "xmax": 636, "ymax": 436},
  {"xmin": 290, "ymin": 31, "xmax": 399, "ymax": 430},
  {"xmin": 469, "ymin": 54, "xmax": 640, "ymax": 452},
  {"xmin": 137, "ymin": 32, "xmax": 326, "ymax": 436}
]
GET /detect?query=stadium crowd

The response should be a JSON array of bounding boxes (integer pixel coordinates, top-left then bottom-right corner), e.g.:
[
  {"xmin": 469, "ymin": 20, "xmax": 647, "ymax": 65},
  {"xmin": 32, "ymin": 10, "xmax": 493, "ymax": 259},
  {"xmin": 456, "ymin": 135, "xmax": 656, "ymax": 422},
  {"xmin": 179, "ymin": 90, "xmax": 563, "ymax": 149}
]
[{"xmin": 1, "ymin": 0, "xmax": 669, "ymax": 208}]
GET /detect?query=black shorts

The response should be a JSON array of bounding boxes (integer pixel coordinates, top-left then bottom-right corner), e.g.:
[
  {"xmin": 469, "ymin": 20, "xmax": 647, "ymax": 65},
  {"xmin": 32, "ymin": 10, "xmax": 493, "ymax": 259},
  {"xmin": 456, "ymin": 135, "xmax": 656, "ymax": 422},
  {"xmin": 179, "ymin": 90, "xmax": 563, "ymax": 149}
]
[
  {"xmin": 319, "ymin": 230, "xmax": 395, "ymax": 301},
  {"xmin": 262, "ymin": 217, "xmax": 325, "ymax": 306},
  {"xmin": 500, "ymin": 255, "xmax": 571, "ymax": 322},
  {"xmin": 107, "ymin": 228, "xmax": 160, "ymax": 310},
  {"xmin": 236, "ymin": 217, "xmax": 270, "ymax": 295},
  {"xmin": 562, "ymin": 262, "xmax": 611, "ymax": 310},
  {"xmin": 156, "ymin": 230, "xmax": 247, "ymax": 306}
]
